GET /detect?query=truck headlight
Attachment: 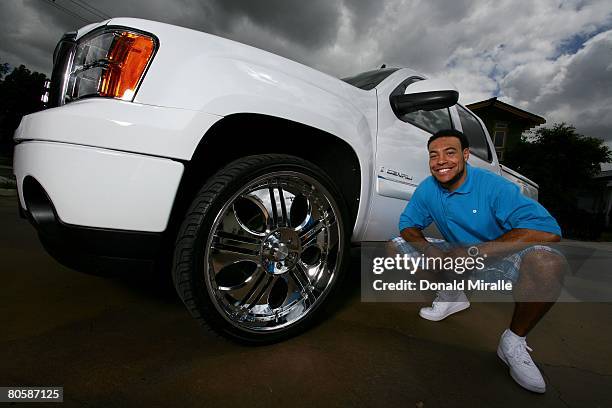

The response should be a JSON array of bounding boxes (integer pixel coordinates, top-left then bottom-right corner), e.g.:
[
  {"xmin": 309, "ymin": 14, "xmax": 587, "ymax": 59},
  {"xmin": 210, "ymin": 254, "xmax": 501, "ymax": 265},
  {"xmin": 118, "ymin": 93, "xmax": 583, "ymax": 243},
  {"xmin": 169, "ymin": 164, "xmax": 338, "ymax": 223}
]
[{"xmin": 65, "ymin": 29, "xmax": 156, "ymax": 102}]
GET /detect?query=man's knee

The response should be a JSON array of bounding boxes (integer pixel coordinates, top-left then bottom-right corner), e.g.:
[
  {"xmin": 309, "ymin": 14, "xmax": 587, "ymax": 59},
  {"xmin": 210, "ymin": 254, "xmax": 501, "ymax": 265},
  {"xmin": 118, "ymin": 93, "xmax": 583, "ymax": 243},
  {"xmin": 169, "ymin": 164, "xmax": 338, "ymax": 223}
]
[
  {"xmin": 514, "ymin": 248, "xmax": 566, "ymax": 302},
  {"xmin": 520, "ymin": 248, "xmax": 567, "ymax": 282}
]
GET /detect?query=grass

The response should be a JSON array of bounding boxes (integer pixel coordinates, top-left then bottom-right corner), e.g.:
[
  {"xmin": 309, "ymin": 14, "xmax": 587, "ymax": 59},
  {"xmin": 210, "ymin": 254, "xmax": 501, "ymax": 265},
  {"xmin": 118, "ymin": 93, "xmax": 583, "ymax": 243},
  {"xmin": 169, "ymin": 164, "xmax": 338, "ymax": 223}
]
[
  {"xmin": 598, "ymin": 231, "xmax": 612, "ymax": 242},
  {"xmin": 0, "ymin": 175, "xmax": 16, "ymax": 189},
  {"xmin": 0, "ymin": 155, "xmax": 12, "ymax": 167}
]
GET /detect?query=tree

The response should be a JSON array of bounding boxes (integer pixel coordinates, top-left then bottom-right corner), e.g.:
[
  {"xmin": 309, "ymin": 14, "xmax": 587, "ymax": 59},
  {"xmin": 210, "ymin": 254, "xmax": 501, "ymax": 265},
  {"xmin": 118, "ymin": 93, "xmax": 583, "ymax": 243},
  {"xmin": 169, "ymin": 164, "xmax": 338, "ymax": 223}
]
[
  {"xmin": 0, "ymin": 63, "xmax": 49, "ymax": 156},
  {"xmin": 0, "ymin": 63, "xmax": 9, "ymax": 81},
  {"xmin": 504, "ymin": 123, "xmax": 612, "ymax": 239}
]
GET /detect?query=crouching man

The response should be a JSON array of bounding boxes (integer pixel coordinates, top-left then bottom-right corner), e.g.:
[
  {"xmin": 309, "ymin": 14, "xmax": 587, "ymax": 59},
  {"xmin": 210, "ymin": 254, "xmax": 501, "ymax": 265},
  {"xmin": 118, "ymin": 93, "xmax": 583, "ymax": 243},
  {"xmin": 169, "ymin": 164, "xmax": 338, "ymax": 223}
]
[{"xmin": 395, "ymin": 129, "xmax": 566, "ymax": 393}]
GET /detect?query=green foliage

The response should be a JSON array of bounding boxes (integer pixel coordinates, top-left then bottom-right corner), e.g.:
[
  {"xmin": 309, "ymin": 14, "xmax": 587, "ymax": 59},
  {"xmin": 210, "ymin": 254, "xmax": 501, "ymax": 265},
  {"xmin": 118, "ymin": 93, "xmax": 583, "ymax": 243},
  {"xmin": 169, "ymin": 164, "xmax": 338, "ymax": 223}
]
[
  {"xmin": 0, "ymin": 63, "xmax": 9, "ymax": 80},
  {"xmin": 504, "ymin": 123, "xmax": 612, "ymax": 239},
  {"xmin": 0, "ymin": 62, "xmax": 49, "ymax": 156}
]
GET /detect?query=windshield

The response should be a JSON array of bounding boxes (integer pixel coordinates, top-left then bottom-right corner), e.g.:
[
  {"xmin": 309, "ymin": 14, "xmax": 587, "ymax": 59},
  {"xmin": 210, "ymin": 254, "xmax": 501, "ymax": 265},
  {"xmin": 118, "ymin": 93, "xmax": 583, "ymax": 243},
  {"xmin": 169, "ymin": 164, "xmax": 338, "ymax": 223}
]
[{"xmin": 341, "ymin": 68, "xmax": 400, "ymax": 90}]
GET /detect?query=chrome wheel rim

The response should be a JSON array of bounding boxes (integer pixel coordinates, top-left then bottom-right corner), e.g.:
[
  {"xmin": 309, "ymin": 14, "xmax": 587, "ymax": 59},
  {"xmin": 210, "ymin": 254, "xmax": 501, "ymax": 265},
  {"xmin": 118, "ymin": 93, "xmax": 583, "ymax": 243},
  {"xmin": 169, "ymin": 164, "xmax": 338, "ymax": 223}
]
[{"xmin": 204, "ymin": 170, "xmax": 344, "ymax": 332}]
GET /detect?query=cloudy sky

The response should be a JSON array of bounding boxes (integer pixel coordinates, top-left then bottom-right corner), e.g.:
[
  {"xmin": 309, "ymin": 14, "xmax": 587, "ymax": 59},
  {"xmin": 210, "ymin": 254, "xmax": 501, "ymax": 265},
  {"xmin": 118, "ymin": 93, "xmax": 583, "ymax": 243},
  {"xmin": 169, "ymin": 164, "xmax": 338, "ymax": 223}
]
[{"xmin": 1, "ymin": 0, "xmax": 611, "ymax": 154}]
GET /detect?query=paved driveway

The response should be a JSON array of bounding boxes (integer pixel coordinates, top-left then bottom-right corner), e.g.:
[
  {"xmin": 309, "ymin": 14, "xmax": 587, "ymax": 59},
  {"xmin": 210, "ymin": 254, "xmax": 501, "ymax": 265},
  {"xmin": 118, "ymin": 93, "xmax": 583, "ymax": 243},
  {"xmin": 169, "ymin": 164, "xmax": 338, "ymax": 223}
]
[{"xmin": 1, "ymin": 195, "xmax": 611, "ymax": 407}]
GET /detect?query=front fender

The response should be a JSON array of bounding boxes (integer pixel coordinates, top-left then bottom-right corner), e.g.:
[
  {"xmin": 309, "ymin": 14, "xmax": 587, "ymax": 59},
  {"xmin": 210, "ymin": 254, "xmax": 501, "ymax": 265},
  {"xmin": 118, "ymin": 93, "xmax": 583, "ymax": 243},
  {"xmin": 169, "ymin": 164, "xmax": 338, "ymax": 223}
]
[{"xmin": 117, "ymin": 17, "xmax": 378, "ymax": 239}]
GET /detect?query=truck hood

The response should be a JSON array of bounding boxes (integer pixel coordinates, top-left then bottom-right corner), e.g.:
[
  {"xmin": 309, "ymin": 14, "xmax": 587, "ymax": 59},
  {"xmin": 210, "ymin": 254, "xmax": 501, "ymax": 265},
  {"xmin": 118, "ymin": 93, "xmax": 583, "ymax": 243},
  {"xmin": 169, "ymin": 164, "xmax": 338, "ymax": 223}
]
[{"xmin": 105, "ymin": 17, "xmax": 368, "ymax": 106}]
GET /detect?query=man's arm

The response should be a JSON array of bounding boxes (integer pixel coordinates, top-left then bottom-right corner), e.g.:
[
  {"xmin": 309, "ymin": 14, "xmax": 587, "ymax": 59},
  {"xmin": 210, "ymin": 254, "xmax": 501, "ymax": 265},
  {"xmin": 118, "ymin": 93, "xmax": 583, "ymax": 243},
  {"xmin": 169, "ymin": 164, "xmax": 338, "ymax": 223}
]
[
  {"xmin": 408, "ymin": 226, "xmax": 560, "ymax": 260},
  {"xmin": 400, "ymin": 227, "xmax": 429, "ymax": 252},
  {"xmin": 400, "ymin": 227, "xmax": 448, "ymax": 258},
  {"xmin": 398, "ymin": 181, "xmax": 435, "ymax": 254}
]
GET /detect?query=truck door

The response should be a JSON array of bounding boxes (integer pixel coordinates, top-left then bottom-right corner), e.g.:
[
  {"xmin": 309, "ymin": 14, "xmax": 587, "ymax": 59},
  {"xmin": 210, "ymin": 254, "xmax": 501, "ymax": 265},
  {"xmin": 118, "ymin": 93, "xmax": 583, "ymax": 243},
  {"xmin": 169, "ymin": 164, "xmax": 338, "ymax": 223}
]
[{"xmin": 364, "ymin": 76, "xmax": 497, "ymax": 241}]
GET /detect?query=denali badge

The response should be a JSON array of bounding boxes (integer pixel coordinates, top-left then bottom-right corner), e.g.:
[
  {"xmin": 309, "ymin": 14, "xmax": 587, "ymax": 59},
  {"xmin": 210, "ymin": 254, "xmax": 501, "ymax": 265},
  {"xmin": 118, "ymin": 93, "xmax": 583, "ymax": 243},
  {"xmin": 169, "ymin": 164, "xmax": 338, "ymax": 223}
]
[{"xmin": 379, "ymin": 166, "xmax": 413, "ymax": 181}]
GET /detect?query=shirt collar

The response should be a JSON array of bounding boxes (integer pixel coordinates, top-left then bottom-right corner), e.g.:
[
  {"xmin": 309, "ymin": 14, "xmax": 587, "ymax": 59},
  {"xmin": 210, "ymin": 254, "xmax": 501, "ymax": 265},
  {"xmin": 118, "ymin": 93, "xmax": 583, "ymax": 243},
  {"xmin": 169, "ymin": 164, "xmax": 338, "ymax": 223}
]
[{"xmin": 437, "ymin": 163, "xmax": 473, "ymax": 195}]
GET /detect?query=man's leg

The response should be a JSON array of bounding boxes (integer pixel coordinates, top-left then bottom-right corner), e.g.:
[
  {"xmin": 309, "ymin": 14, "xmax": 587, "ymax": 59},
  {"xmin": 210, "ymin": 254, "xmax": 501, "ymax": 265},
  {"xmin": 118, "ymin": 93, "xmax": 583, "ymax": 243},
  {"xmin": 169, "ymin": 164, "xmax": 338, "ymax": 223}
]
[
  {"xmin": 510, "ymin": 249, "xmax": 566, "ymax": 335},
  {"xmin": 510, "ymin": 303, "xmax": 555, "ymax": 337},
  {"xmin": 387, "ymin": 237, "xmax": 470, "ymax": 320},
  {"xmin": 498, "ymin": 248, "xmax": 567, "ymax": 393}
]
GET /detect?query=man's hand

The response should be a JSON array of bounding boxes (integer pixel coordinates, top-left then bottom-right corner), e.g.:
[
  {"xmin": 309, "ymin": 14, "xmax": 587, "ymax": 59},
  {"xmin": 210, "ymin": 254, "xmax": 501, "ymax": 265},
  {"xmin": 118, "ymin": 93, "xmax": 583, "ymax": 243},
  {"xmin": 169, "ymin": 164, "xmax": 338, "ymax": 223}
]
[
  {"xmin": 446, "ymin": 246, "xmax": 469, "ymax": 260},
  {"xmin": 400, "ymin": 227, "xmax": 447, "ymax": 273}
]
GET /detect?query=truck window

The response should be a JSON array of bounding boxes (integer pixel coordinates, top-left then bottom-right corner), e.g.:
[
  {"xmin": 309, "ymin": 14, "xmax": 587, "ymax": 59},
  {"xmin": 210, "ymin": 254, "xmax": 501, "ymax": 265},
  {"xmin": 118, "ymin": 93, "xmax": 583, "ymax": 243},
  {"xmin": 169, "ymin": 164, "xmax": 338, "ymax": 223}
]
[
  {"xmin": 457, "ymin": 105, "xmax": 492, "ymax": 161},
  {"xmin": 341, "ymin": 68, "xmax": 400, "ymax": 90}
]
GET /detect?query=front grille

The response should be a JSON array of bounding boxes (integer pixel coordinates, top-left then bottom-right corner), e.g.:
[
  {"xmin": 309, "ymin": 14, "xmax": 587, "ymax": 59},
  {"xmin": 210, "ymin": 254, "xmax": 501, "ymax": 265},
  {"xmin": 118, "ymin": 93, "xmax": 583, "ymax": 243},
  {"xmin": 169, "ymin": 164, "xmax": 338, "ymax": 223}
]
[{"xmin": 47, "ymin": 32, "xmax": 77, "ymax": 108}]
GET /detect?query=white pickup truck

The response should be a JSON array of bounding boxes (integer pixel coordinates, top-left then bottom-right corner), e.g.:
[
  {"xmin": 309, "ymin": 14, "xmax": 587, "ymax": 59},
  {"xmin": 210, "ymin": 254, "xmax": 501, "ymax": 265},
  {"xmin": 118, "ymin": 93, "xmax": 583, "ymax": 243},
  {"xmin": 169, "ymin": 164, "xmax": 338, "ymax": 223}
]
[{"xmin": 13, "ymin": 18, "xmax": 538, "ymax": 343}]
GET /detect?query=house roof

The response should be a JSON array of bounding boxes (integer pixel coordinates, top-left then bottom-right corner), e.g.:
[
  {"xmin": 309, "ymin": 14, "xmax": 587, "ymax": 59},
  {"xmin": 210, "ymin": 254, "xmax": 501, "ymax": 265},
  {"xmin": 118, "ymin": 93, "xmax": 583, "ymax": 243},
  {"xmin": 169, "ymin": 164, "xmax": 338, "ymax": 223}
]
[
  {"xmin": 466, "ymin": 97, "xmax": 546, "ymax": 126},
  {"xmin": 594, "ymin": 170, "xmax": 612, "ymax": 180}
]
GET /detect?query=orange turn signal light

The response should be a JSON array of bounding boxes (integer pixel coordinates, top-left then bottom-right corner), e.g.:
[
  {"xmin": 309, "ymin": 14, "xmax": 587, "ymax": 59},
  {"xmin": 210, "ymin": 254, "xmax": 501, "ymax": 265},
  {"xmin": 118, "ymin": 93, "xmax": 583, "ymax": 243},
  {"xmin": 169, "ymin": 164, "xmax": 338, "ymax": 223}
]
[{"xmin": 99, "ymin": 31, "xmax": 155, "ymax": 100}]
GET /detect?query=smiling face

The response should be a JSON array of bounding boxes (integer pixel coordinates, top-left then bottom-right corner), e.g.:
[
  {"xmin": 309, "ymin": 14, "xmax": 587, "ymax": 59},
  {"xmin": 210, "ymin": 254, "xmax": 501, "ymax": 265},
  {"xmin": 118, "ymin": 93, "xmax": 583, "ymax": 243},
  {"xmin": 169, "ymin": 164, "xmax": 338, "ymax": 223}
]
[{"xmin": 428, "ymin": 136, "xmax": 470, "ymax": 191}]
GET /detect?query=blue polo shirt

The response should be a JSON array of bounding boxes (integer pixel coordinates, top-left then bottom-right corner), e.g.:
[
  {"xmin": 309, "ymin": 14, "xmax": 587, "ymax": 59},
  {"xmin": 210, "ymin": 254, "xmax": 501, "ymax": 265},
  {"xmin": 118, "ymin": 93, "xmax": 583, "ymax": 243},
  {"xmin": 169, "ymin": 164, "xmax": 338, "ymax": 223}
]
[{"xmin": 398, "ymin": 164, "xmax": 561, "ymax": 244}]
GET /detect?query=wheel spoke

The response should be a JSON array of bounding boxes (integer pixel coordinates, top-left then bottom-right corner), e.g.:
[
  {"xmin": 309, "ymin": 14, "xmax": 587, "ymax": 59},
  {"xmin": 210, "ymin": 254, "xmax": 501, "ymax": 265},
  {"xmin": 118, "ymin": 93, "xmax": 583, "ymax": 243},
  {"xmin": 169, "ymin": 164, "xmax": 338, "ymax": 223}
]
[
  {"xmin": 278, "ymin": 186, "xmax": 289, "ymax": 227},
  {"xmin": 268, "ymin": 185, "xmax": 279, "ymax": 227},
  {"xmin": 215, "ymin": 228, "xmax": 261, "ymax": 246},
  {"xmin": 210, "ymin": 201, "xmax": 266, "ymax": 273},
  {"xmin": 299, "ymin": 216, "xmax": 331, "ymax": 247},
  {"xmin": 290, "ymin": 262, "xmax": 317, "ymax": 304},
  {"xmin": 264, "ymin": 180, "xmax": 298, "ymax": 228},
  {"xmin": 239, "ymin": 274, "xmax": 275, "ymax": 310}
]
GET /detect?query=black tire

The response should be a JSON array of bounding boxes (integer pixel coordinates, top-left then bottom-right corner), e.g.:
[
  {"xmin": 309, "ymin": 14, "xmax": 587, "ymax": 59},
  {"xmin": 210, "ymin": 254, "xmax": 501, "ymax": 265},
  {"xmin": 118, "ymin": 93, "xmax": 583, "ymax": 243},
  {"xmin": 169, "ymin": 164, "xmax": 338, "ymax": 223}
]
[{"xmin": 172, "ymin": 154, "xmax": 351, "ymax": 344}]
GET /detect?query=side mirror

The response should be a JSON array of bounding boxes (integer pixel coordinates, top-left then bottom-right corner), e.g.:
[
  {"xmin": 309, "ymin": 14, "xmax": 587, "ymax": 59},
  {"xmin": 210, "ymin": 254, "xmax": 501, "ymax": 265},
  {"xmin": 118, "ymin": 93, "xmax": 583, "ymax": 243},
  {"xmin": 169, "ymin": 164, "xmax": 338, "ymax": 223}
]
[{"xmin": 390, "ymin": 78, "xmax": 459, "ymax": 116}]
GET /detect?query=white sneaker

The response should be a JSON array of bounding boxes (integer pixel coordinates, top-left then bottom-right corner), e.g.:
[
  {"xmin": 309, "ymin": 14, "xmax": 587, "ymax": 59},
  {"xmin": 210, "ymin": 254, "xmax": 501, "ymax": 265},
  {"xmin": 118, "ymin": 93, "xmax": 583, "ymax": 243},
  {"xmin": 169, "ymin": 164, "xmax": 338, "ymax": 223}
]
[
  {"xmin": 418, "ymin": 290, "xmax": 470, "ymax": 321},
  {"xmin": 497, "ymin": 329, "xmax": 546, "ymax": 393}
]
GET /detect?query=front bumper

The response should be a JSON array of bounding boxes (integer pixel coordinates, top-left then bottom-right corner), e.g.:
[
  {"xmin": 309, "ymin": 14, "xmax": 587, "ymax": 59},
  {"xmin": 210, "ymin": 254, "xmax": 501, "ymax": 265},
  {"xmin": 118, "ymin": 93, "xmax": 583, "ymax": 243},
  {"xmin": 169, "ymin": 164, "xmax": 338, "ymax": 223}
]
[
  {"xmin": 14, "ymin": 141, "xmax": 184, "ymax": 273},
  {"xmin": 18, "ymin": 177, "xmax": 164, "ymax": 274},
  {"xmin": 14, "ymin": 141, "xmax": 183, "ymax": 232}
]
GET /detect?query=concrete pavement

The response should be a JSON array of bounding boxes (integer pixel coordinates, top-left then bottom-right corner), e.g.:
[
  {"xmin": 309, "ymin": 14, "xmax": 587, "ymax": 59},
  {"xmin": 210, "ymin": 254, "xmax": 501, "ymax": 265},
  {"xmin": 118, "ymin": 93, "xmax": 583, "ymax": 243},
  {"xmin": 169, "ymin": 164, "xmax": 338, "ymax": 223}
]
[{"xmin": 1, "ymin": 195, "xmax": 611, "ymax": 407}]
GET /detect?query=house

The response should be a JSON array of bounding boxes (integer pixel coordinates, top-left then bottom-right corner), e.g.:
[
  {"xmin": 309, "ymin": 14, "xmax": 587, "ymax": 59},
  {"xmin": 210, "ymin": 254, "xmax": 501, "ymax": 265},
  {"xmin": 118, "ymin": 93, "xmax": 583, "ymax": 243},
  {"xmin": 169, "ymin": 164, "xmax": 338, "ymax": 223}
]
[{"xmin": 466, "ymin": 97, "xmax": 545, "ymax": 163}]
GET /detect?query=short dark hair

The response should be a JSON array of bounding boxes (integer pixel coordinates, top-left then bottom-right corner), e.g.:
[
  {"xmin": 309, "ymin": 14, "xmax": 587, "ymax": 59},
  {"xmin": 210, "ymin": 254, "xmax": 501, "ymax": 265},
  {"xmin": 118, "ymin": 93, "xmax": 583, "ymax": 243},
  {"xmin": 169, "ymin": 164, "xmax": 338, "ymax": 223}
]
[{"xmin": 427, "ymin": 129, "xmax": 469, "ymax": 150}]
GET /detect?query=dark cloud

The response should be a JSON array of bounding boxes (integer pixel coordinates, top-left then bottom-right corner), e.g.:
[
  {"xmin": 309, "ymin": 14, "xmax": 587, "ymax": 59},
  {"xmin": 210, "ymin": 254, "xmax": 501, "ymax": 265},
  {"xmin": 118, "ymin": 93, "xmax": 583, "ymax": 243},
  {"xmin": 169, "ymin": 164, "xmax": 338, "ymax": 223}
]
[
  {"xmin": 0, "ymin": 0, "xmax": 75, "ymax": 74},
  {"xmin": 0, "ymin": 0, "xmax": 343, "ymax": 76},
  {"xmin": 210, "ymin": 0, "xmax": 341, "ymax": 49},
  {"xmin": 342, "ymin": 0, "xmax": 385, "ymax": 37},
  {"xmin": 548, "ymin": 32, "xmax": 612, "ymax": 105},
  {"xmin": 502, "ymin": 30, "xmax": 612, "ymax": 142},
  {"xmin": 0, "ymin": 0, "xmax": 610, "ymax": 147}
]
